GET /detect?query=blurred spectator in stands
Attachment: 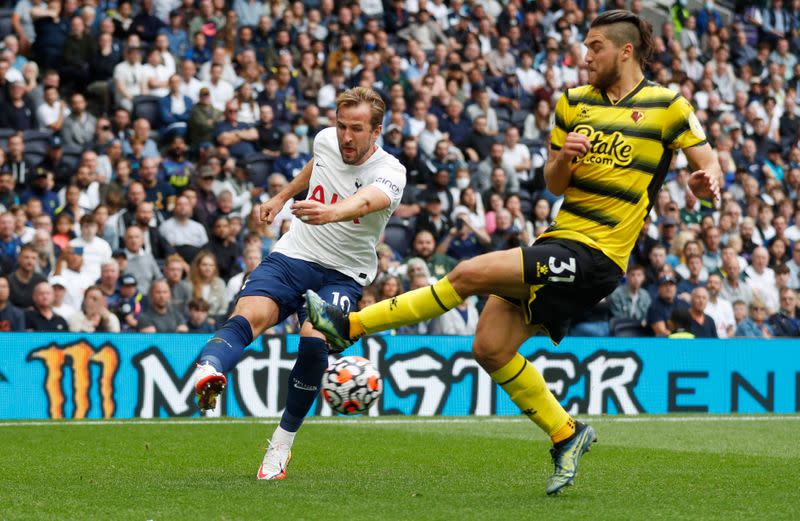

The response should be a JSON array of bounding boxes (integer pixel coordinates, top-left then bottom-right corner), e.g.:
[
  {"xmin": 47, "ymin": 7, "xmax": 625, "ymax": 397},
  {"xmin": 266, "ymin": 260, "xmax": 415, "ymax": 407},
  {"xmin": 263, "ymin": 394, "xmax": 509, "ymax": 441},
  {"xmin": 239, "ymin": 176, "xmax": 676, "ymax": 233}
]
[
  {"xmin": 30, "ymin": 228, "xmax": 55, "ymax": 275},
  {"xmin": 159, "ymin": 74, "xmax": 193, "ymax": 140},
  {"xmin": 226, "ymin": 245, "xmax": 261, "ymax": 302},
  {"xmin": 49, "ymin": 275, "xmax": 75, "ymax": 319},
  {"xmin": 0, "ymin": 172, "xmax": 19, "ymax": 213},
  {"xmin": 5, "ymin": 134, "xmax": 31, "ymax": 187},
  {"xmin": 186, "ymin": 297, "xmax": 214, "ymax": 333},
  {"xmin": 704, "ymin": 272, "xmax": 735, "ymax": 338},
  {"xmin": 720, "ymin": 244, "xmax": 752, "ymax": 299},
  {"xmin": 214, "ymin": 99, "xmax": 258, "ymax": 159},
  {"xmin": 735, "ymin": 298, "xmax": 774, "ymax": 338},
  {"xmin": 256, "ymin": 104, "xmax": 283, "ymax": 159},
  {"xmin": 767, "ymin": 287, "xmax": 800, "ymax": 337},
  {"xmin": 430, "ymin": 295, "xmax": 479, "ymax": 335},
  {"xmin": 69, "ymin": 214, "xmax": 112, "ymax": 281},
  {"xmin": 189, "ymin": 87, "xmax": 219, "ymax": 144},
  {"xmin": 465, "ymin": 88, "xmax": 498, "ymax": 137},
  {"xmin": 68, "ymin": 285, "xmax": 120, "ymax": 333},
  {"xmin": 461, "ymin": 116, "xmax": 495, "ymax": 164},
  {"xmin": 0, "ymin": 275, "xmax": 25, "ymax": 331},
  {"xmin": 159, "ymin": 194, "xmax": 208, "ymax": 261},
  {"xmin": 476, "ymin": 142, "xmax": 517, "ymax": 194},
  {"xmin": 130, "ymin": 201, "xmax": 172, "ymax": 261},
  {"xmin": 97, "ymin": 260, "xmax": 121, "ymax": 309},
  {"xmin": 677, "ymin": 253, "xmax": 706, "ymax": 301},
  {"xmin": 25, "ymin": 281, "xmax": 68, "ymax": 332},
  {"xmin": 30, "ymin": 0, "xmax": 69, "ymax": 72},
  {"xmin": 408, "ymin": 229, "xmax": 457, "ymax": 280},
  {"xmin": 688, "ymin": 287, "xmax": 718, "ymax": 338},
  {"xmin": 746, "ymin": 246, "xmax": 778, "ymax": 311},
  {"xmin": 489, "ymin": 208, "xmax": 525, "ymax": 251},
  {"xmin": 121, "ymin": 225, "xmax": 161, "ymax": 294},
  {"xmin": 666, "ymin": 308, "xmax": 694, "ymax": 339},
  {"xmin": 439, "ymin": 99, "xmax": 471, "ymax": 149},
  {"xmin": 415, "ymin": 189, "xmax": 452, "ymax": 242},
  {"xmin": 52, "ymin": 213, "xmax": 76, "ymax": 251},
  {"xmin": 188, "ymin": 250, "xmax": 227, "ymax": 319},
  {"xmin": 438, "ymin": 207, "xmax": 490, "ymax": 261},
  {"xmin": 36, "ymin": 85, "xmax": 68, "ymax": 132},
  {"xmin": 139, "ymin": 159, "xmax": 176, "ymax": 216},
  {"xmin": 418, "ymin": 114, "xmax": 445, "ymax": 158},
  {"xmin": 207, "ymin": 215, "xmax": 241, "ymax": 281},
  {"xmin": 0, "ymin": 212, "xmax": 22, "ymax": 269},
  {"xmin": 648, "ymin": 274, "xmax": 689, "ymax": 337},
  {"xmin": 51, "ymin": 244, "xmax": 94, "ymax": 309},
  {"xmin": 161, "ymin": 136, "xmax": 193, "ymax": 192},
  {"xmin": 112, "ymin": 273, "xmax": 143, "ymax": 331},
  {"xmin": 162, "ymin": 254, "xmax": 191, "ymax": 311},
  {"xmin": 204, "ymin": 62, "xmax": 234, "ymax": 112},
  {"xmin": 61, "ymin": 14, "xmax": 95, "ymax": 93},
  {"xmin": 193, "ymin": 166, "xmax": 219, "ymax": 225},
  {"xmin": 138, "ymin": 278, "xmax": 188, "ymax": 332},
  {"xmin": 0, "ymin": 80, "xmax": 35, "ymax": 131},
  {"xmin": 61, "ymin": 93, "xmax": 97, "ymax": 148},
  {"xmin": 113, "ymin": 44, "xmax": 146, "ymax": 112},
  {"xmin": 609, "ymin": 264, "xmax": 651, "ymax": 327},
  {"xmin": 274, "ymin": 133, "xmax": 310, "ymax": 181},
  {"xmin": 376, "ymin": 274, "xmax": 404, "ymax": 303},
  {"xmin": 701, "ymin": 225, "xmax": 722, "ymax": 273}
]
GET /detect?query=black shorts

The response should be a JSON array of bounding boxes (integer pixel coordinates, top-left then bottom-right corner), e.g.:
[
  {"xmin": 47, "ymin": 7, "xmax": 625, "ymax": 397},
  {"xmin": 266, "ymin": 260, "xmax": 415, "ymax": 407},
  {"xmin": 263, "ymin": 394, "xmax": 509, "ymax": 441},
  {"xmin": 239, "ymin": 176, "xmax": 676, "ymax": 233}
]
[{"xmin": 496, "ymin": 237, "xmax": 623, "ymax": 345}]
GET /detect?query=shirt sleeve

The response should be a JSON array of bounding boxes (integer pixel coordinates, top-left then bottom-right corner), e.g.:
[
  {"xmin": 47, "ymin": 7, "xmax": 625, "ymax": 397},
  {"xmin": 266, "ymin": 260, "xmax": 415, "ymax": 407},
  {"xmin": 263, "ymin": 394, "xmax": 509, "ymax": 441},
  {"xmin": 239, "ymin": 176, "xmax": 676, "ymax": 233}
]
[
  {"xmin": 663, "ymin": 95, "xmax": 707, "ymax": 150},
  {"xmin": 550, "ymin": 91, "xmax": 570, "ymax": 150},
  {"xmin": 370, "ymin": 162, "xmax": 407, "ymax": 211}
]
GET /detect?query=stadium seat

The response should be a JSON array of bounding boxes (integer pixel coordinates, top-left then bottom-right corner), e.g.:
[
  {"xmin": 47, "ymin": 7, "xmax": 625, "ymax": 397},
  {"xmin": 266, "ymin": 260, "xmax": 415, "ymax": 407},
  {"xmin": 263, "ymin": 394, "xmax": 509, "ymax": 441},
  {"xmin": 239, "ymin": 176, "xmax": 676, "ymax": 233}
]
[
  {"xmin": 382, "ymin": 222, "xmax": 413, "ymax": 258},
  {"xmin": 0, "ymin": 127, "xmax": 15, "ymax": 149},
  {"xmin": 132, "ymin": 95, "xmax": 162, "ymax": 128},
  {"xmin": 22, "ymin": 130, "xmax": 53, "ymax": 154},
  {"xmin": 24, "ymin": 150, "xmax": 45, "ymax": 167},
  {"xmin": 0, "ymin": 9, "xmax": 13, "ymax": 39},
  {"xmin": 610, "ymin": 318, "xmax": 652, "ymax": 338},
  {"xmin": 243, "ymin": 153, "xmax": 272, "ymax": 187},
  {"xmin": 61, "ymin": 145, "xmax": 85, "ymax": 173}
]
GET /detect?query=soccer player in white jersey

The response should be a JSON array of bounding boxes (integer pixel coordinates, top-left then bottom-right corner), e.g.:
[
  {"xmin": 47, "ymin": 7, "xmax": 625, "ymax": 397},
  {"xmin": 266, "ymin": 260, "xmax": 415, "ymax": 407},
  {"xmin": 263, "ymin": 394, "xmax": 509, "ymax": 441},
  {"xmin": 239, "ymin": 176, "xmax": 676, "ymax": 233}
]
[{"xmin": 194, "ymin": 87, "xmax": 406, "ymax": 480}]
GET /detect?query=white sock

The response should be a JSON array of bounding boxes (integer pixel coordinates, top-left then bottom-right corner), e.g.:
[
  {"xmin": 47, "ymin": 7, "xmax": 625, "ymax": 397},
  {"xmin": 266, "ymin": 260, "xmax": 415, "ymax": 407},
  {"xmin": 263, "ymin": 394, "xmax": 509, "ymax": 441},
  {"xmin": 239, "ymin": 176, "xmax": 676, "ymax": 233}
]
[{"xmin": 272, "ymin": 426, "xmax": 297, "ymax": 447}]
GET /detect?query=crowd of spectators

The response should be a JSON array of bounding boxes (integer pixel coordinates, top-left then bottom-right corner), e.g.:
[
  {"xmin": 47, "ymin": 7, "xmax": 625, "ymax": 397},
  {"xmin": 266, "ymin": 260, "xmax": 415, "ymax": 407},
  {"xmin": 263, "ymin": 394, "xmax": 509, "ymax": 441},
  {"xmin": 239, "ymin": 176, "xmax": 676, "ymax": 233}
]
[{"xmin": 0, "ymin": 0, "xmax": 798, "ymax": 338}]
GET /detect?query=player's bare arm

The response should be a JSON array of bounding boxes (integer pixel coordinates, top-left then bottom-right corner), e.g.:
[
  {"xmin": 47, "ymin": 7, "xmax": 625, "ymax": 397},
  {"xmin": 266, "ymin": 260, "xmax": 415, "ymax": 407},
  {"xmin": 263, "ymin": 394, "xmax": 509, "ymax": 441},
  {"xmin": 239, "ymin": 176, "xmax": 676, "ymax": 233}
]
[
  {"xmin": 290, "ymin": 185, "xmax": 391, "ymax": 225},
  {"xmin": 259, "ymin": 159, "xmax": 314, "ymax": 224},
  {"xmin": 683, "ymin": 143, "xmax": 722, "ymax": 203},
  {"xmin": 543, "ymin": 132, "xmax": 591, "ymax": 195}
]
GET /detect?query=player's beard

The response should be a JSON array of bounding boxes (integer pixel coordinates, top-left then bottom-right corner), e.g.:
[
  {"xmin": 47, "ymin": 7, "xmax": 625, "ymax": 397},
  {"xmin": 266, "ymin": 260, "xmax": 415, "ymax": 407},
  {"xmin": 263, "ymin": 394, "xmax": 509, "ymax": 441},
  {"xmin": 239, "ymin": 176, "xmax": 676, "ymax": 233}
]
[
  {"xmin": 589, "ymin": 62, "xmax": 621, "ymax": 92},
  {"xmin": 339, "ymin": 140, "xmax": 373, "ymax": 165}
]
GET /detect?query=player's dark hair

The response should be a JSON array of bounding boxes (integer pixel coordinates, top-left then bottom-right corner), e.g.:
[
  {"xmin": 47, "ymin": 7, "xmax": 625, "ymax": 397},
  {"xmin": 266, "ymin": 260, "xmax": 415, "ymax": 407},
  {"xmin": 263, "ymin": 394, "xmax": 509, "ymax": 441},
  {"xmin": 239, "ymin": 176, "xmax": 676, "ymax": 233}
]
[
  {"xmin": 590, "ymin": 10, "xmax": 654, "ymax": 69},
  {"xmin": 669, "ymin": 308, "xmax": 692, "ymax": 331}
]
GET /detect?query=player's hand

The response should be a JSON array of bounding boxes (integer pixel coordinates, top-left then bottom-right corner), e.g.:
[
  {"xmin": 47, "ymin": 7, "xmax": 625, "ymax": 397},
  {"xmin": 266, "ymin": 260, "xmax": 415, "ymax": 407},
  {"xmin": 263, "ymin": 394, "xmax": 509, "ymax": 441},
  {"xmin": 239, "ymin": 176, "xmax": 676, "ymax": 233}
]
[
  {"xmin": 291, "ymin": 199, "xmax": 336, "ymax": 225},
  {"xmin": 687, "ymin": 169, "xmax": 720, "ymax": 203},
  {"xmin": 259, "ymin": 197, "xmax": 285, "ymax": 224},
  {"xmin": 559, "ymin": 132, "xmax": 591, "ymax": 160}
]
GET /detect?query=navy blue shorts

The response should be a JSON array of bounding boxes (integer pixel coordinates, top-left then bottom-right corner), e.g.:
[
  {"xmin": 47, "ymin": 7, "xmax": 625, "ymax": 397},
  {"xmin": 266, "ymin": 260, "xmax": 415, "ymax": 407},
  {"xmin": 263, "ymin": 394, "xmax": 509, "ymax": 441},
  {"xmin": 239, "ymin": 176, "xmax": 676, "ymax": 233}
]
[{"xmin": 239, "ymin": 252, "xmax": 363, "ymax": 324}]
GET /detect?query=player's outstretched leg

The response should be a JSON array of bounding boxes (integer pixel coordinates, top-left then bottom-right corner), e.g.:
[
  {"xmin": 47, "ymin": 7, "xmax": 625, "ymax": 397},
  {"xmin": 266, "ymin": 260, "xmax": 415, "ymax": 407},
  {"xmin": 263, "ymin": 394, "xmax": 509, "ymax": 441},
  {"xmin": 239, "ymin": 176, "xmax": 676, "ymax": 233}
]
[
  {"xmin": 258, "ymin": 335, "xmax": 328, "ymax": 480},
  {"xmin": 196, "ymin": 315, "xmax": 255, "ymax": 411},
  {"xmin": 307, "ymin": 249, "xmax": 529, "ymax": 346},
  {"xmin": 473, "ymin": 297, "xmax": 596, "ymax": 495}
]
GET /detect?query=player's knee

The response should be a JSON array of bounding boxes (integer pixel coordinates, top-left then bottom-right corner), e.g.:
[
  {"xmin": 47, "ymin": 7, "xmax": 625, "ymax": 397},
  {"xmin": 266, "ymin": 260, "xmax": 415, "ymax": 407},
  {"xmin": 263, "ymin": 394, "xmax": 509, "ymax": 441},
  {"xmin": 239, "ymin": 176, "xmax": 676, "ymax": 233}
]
[
  {"xmin": 472, "ymin": 333, "xmax": 504, "ymax": 370},
  {"xmin": 448, "ymin": 259, "xmax": 481, "ymax": 295}
]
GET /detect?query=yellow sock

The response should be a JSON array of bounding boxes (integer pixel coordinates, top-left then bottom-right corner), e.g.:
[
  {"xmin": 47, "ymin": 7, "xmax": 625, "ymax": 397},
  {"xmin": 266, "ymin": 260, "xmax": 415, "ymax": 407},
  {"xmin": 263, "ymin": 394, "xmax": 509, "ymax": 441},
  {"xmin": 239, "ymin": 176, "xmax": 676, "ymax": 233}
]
[
  {"xmin": 490, "ymin": 353, "xmax": 574, "ymax": 443},
  {"xmin": 349, "ymin": 277, "xmax": 463, "ymax": 337}
]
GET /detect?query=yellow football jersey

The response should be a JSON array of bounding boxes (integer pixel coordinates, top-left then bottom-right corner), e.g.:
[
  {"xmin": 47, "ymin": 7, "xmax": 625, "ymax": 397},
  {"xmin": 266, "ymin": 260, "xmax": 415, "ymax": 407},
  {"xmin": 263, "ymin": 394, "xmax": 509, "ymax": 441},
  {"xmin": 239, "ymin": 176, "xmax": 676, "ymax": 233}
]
[{"xmin": 542, "ymin": 79, "xmax": 707, "ymax": 271}]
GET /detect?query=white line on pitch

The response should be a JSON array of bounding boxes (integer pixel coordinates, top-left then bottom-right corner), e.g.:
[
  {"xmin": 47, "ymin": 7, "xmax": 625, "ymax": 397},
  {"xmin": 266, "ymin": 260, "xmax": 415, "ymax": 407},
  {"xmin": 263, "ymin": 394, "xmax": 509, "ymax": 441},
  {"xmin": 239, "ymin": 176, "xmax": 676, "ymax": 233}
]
[{"xmin": 0, "ymin": 415, "xmax": 799, "ymax": 427}]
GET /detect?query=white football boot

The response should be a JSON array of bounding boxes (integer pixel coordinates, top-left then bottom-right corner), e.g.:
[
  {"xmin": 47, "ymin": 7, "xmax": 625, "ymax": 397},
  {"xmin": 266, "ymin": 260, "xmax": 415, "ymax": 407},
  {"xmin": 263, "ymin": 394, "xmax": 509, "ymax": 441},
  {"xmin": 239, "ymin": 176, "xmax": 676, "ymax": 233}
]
[
  {"xmin": 195, "ymin": 362, "xmax": 226, "ymax": 412},
  {"xmin": 257, "ymin": 440, "xmax": 292, "ymax": 480}
]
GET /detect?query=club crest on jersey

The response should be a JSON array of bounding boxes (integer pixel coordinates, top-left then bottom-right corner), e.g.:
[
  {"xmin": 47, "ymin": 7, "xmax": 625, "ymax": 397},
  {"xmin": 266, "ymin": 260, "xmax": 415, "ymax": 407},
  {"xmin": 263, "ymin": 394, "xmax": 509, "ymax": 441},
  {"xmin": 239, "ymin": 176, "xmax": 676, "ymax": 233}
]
[
  {"xmin": 355, "ymin": 178, "xmax": 363, "ymax": 190},
  {"xmin": 631, "ymin": 110, "xmax": 644, "ymax": 123},
  {"xmin": 578, "ymin": 104, "xmax": 590, "ymax": 119}
]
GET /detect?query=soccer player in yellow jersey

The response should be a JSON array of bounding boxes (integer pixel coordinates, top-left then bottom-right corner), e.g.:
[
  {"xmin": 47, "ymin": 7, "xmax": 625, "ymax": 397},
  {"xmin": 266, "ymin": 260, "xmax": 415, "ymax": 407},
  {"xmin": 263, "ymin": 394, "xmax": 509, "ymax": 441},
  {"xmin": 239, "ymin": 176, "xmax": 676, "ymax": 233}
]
[{"xmin": 307, "ymin": 10, "xmax": 721, "ymax": 495}]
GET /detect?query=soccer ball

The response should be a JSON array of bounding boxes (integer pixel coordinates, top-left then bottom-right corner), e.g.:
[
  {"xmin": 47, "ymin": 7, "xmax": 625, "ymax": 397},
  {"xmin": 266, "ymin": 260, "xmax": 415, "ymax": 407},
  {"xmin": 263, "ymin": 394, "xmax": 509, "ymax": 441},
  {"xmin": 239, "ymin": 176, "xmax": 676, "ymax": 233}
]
[{"xmin": 321, "ymin": 356, "xmax": 382, "ymax": 415}]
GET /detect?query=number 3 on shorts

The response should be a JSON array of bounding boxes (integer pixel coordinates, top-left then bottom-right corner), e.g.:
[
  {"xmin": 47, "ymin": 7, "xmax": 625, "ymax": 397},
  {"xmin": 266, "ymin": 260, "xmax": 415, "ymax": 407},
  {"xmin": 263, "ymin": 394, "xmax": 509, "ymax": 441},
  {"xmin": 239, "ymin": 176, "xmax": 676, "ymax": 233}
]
[{"xmin": 548, "ymin": 256, "xmax": 576, "ymax": 283}]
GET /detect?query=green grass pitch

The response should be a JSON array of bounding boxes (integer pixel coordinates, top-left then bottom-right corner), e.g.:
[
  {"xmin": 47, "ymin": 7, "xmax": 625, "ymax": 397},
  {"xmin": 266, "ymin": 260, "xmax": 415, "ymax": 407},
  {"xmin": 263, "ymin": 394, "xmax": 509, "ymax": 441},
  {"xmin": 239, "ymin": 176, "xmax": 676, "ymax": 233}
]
[{"xmin": 3, "ymin": 416, "xmax": 799, "ymax": 521}]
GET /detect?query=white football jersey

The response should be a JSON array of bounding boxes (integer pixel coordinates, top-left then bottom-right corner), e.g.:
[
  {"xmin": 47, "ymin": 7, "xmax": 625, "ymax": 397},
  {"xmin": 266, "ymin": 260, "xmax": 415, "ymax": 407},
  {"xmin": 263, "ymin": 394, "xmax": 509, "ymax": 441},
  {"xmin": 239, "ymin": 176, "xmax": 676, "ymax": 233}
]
[{"xmin": 272, "ymin": 127, "xmax": 406, "ymax": 285}]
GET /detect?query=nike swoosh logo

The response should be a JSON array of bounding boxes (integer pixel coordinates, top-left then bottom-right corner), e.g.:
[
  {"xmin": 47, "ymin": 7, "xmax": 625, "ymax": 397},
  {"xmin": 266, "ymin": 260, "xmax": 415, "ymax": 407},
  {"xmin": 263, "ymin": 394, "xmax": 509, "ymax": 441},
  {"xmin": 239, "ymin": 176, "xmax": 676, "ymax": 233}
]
[{"xmin": 257, "ymin": 465, "xmax": 271, "ymax": 479}]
